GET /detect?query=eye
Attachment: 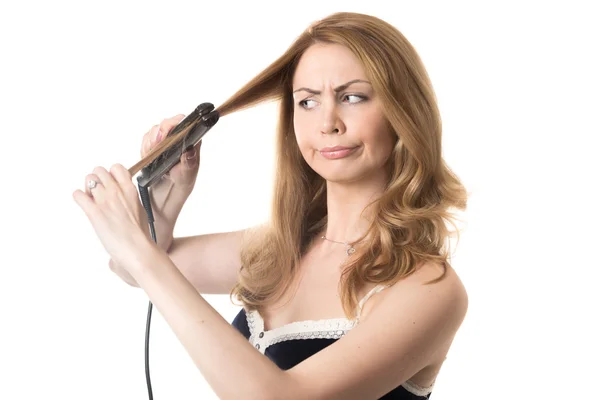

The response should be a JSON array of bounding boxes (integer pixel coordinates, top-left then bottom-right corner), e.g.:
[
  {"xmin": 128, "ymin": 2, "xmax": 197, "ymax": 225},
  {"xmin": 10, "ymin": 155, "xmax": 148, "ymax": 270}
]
[
  {"xmin": 298, "ymin": 99, "xmax": 318, "ymax": 109},
  {"xmin": 343, "ymin": 94, "xmax": 366, "ymax": 104}
]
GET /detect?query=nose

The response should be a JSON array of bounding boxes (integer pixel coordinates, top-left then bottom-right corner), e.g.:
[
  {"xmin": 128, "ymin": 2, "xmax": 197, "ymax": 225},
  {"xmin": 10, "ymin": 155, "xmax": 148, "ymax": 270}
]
[{"xmin": 320, "ymin": 101, "xmax": 344, "ymax": 135}]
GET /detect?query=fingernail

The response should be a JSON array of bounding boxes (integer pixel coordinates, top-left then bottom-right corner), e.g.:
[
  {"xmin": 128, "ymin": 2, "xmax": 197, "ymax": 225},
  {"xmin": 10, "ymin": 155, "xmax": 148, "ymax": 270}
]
[
  {"xmin": 156, "ymin": 129, "xmax": 163, "ymax": 142},
  {"xmin": 185, "ymin": 149, "xmax": 196, "ymax": 160},
  {"xmin": 184, "ymin": 150, "xmax": 196, "ymax": 168}
]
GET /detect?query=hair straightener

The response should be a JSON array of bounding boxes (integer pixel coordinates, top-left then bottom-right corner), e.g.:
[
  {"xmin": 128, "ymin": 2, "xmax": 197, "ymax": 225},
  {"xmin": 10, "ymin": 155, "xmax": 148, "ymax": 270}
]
[
  {"xmin": 135, "ymin": 102, "xmax": 220, "ymax": 400},
  {"xmin": 136, "ymin": 102, "xmax": 220, "ymax": 189}
]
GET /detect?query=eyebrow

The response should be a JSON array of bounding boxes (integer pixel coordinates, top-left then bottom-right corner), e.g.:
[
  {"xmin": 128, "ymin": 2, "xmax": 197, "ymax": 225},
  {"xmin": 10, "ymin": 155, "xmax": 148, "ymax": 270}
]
[{"xmin": 292, "ymin": 79, "xmax": 371, "ymax": 95}]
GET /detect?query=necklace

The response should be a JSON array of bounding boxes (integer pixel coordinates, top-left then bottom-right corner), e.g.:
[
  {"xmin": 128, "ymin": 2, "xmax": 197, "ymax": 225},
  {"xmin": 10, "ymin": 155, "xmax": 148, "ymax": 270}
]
[{"xmin": 321, "ymin": 235, "xmax": 358, "ymax": 256}]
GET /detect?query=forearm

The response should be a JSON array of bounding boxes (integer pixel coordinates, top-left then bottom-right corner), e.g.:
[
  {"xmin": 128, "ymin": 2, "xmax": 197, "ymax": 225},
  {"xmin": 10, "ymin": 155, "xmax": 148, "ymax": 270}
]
[
  {"xmin": 149, "ymin": 179, "xmax": 189, "ymax": 226},
  {"xmin": 128, "ymin": 237, "xmax": 290, "ymax": 400},
  {"xmin": 145, "ymin": 182, "xmax": 187, "ymax": 252}
]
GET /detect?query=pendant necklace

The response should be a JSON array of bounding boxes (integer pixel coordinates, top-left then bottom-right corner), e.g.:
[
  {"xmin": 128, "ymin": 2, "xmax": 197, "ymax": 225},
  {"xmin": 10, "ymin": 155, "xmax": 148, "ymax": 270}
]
[{"xmin": 321, "ymin": 235, "xmax": 361, "ymax": 256}]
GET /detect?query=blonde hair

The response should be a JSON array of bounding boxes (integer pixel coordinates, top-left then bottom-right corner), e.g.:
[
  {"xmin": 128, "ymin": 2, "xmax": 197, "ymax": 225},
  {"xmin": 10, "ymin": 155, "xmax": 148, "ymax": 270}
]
[{"xmin": 129, "ymin": 12, "xmax": 469, "ymax": 319}]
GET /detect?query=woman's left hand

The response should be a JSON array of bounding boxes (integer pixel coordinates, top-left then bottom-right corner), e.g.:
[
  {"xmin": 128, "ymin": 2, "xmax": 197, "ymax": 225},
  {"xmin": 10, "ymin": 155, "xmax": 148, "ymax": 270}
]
[{"xmin": 72, "ymin": 163, "xmax": 153, "ymax": 271}]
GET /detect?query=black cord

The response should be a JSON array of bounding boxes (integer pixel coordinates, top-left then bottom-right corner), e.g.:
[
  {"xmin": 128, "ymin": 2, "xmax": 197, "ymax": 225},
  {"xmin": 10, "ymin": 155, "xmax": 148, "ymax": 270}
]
[{"xmin": 138, "ymin": 182, "xmax": 156, "ymax": 400}]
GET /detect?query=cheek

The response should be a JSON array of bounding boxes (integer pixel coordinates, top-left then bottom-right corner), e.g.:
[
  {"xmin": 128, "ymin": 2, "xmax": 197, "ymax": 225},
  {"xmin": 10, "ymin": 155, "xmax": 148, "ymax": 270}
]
[
  {"xmin": 362, "ymin": 117, "xmax": 395, "ymax": 160},
  {"xmin": 377, "ymin": 131, "xmax": 396, "ymax": 161},
  {"xmin": 293, "ymin": 115, "xmax": 314, "ymax": 150},
  {"xmin": 358, "ymin": 109, "xmax": 388, "ymax": 138},
  {"xmin": 377, "ymin": 121, "xmax": 396, "ymax": 150}
]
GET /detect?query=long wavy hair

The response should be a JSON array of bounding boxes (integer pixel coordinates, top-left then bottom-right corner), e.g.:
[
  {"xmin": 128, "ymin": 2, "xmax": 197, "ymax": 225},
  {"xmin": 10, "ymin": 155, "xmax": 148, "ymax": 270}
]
[{"xmin": 129, "ymin": 12, "xmax": 469, "ymax": 319}]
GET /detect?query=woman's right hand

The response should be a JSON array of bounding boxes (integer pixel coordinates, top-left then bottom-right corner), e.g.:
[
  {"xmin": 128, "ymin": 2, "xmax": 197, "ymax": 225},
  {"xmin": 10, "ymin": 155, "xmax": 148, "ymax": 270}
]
[{"xmin": 141, "ymin": 114, "xmax": 202, "ymax": 193}]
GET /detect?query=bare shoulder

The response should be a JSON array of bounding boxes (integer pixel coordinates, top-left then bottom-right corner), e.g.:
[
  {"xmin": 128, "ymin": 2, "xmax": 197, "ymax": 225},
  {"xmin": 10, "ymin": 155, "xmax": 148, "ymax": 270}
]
[
  {"xmin": 413, "ymin": 260, "xmax": 467, "ymax": 297},
  {"xmin": 399, "ymin": 260, "xmax": 468, "ymax": 324},
  {"xmin": 361, "ymin": 259, "xmax": 469, "ymax": 352},
  {"xmin": 361, "ymin": 261, "xmax": 469, "ymax": 381},
  {"xmin": 390, "ymin": 263, "xmax": 469, "ymax": 336}
]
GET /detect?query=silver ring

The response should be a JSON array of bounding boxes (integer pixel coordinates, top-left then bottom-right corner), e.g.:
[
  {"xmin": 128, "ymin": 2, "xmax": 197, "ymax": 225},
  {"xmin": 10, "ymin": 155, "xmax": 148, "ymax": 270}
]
[{"xmin": 87, "ymin": 179, "xmax": 98, "ymax": 190}]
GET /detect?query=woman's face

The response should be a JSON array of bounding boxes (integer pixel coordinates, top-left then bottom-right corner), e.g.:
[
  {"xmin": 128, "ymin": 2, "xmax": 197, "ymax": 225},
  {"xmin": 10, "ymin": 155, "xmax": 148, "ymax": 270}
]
[{"xmin": 292, "ymin": 42, "xmax": 396, "ymax": 184}]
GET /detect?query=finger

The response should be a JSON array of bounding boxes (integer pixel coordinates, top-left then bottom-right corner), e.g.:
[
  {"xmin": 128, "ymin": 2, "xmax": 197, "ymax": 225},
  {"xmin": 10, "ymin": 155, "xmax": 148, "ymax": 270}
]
[
  {"xmin": 183, "ymin": 140, "xmax": 201, "ymax": 169},
  {"xmin": 109, "ymin": 164, "xmax": 139, "ymax": 204},
  {"xmin": 73, "ymin": 188, "xmax": 103, "ymax": 222},
  {"xmin": 184, "ymin": 140, "xmax": 202, "ymax": 158},
  {"xmin": 85, "ymin": 173, "xmax": 102, "ymax": 196},
  {"xmin": 85, "ymin": 173, "xmax": 107, "ymax": 204},
  {"xmin": 141, "ymin": 124, "xmax": 160, "ymax": 157},
  {"xmin": 93, "ymin": 166, "xmax": 118, "ymax": 204},
  {"xmin": 159, "ymin": 114, "xmax": 186, "ymax": 138},
  {"xmin": 142, "ymin": 115, "xmax": 183, "ymax": 158}
]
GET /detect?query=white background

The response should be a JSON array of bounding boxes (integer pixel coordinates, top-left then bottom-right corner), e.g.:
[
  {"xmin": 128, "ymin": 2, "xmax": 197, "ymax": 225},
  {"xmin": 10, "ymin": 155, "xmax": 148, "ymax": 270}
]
[{"xmin": 1, "ymin": 1, "xmax": 598, "ymax": 399}]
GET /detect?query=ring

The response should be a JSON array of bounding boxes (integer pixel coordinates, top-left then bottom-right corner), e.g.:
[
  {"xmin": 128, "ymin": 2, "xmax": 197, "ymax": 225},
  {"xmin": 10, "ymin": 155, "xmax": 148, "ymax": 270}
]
[{"xmin": 87, "ymin": 179, "xmax": 98, "ymax": 190}]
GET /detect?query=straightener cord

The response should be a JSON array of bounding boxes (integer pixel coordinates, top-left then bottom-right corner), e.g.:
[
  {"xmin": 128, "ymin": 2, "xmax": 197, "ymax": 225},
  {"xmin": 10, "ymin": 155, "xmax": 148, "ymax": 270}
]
[{"xmin": 138, "ymin": 182, "xmax": 156, "ymax": 400}]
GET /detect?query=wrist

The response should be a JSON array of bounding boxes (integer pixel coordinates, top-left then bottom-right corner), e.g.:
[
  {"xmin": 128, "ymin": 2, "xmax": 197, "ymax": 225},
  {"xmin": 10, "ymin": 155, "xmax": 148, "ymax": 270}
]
[
  {"xmin": 125, "ymin": 232, "xmax": 164, "ymax": 275},
  {"xmin": 150, "ymin": 181, "xmax": 191, "ymax": 215}
]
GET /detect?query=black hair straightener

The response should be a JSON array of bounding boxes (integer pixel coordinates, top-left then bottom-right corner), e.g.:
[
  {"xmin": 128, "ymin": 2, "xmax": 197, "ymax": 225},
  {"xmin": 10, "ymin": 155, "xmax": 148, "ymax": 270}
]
[
  {"xmin": 136, "ymin": 102, "xmax": 220, "ymax": 189},
  {"xmin": 134, "ymin": 102, "xmax": 219, "ymax": 400}
]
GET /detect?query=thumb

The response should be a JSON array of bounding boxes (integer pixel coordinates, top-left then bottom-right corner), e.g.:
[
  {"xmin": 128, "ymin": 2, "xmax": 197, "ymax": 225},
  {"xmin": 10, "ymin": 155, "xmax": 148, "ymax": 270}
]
[{"xmin": 183, "ymin": 141, "xmax": 201, "ymax": 169}]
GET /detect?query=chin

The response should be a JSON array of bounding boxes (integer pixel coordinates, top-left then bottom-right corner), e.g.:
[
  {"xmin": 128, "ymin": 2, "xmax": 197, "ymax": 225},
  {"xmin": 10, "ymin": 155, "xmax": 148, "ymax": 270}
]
[
  {"xmin": 313, "ymin": 166, "xmax": 369, "ymax": 184},
  {"xmin": 311, "ymin": 161, "xmax": 389, "ymax": 186}
]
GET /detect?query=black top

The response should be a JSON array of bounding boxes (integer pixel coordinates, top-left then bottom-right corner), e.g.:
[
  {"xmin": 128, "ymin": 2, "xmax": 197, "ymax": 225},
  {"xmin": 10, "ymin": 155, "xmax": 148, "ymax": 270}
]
[{"xmin": 230, "ymin": 284, "xmax": 434, "ymax": 399}]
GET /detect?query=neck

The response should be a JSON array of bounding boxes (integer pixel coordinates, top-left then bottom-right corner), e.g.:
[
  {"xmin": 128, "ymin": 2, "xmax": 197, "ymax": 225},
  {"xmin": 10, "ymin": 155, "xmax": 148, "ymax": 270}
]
[{"xmin": 320, "ymin": 171, "xmax": 387, "ymax": 249}]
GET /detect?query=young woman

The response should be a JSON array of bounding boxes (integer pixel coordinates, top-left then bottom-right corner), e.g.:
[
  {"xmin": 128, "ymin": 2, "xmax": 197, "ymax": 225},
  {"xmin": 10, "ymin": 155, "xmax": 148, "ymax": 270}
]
[{"xmin": 74, "ymin": 12, "xmax": 469, "ymax": 399}]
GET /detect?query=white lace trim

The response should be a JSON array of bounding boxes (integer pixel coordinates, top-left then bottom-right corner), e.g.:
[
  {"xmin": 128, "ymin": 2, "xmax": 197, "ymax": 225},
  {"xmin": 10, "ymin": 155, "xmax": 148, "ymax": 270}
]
[
  {"xmin": 245, "ymin": 283, "xmax": 433, "ymax": 396},
  {"xmin": 401, "ymin": 379, "xmax": 435, "ymax": 396},
  {"xmin": 246, "ymin": 284, "xmax": 391, "ymax": 354},
  {"xmin": 247, "ymin": 309, "xmax": 357, "ymax": 354}
]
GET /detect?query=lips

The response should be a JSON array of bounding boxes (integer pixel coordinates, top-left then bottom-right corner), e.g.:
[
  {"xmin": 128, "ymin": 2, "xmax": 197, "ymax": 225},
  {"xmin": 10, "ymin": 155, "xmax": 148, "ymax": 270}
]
[
  {"xmin": 320, "ymin": 146, "xmax": 356, "ymax": 152},
  {"xmin": 318, "ymin": 146, "xmax": 359, "ymax": 159}
]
